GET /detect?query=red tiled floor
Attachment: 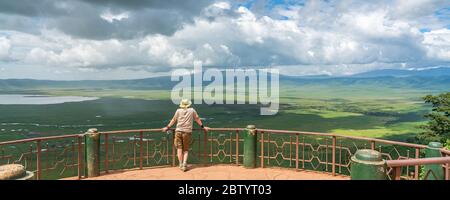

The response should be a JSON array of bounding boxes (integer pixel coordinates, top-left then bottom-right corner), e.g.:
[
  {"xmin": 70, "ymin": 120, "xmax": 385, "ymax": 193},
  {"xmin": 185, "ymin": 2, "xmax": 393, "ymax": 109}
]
[{"xmin": 64, "ymin": 165, "xmax": 349, "ymax": 180}]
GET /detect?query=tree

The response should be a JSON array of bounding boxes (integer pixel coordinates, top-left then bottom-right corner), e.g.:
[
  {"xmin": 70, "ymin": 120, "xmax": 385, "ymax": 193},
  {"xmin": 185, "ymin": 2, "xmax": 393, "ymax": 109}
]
[{"xmin": 417, "ymin": 92, "xmax": 450, "ymax": 144}]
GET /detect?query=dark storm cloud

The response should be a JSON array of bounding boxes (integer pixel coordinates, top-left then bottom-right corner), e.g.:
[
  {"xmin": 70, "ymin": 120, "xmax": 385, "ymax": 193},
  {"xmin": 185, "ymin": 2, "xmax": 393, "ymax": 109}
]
[
  {"xmin": 81, "ymin": 0, "xmax": 211, "ymax": 12},
  {"xmin": 0, "ymin": 0, "xmax": 213, "ymax": 40},
  {"xmin": 0, "ymin": 13, "xmax": 41, "ymax": 34},
  {"xmin": 0, "ymin": 0, "xmax": 69, "ymax": 17},
  {"xmin": 48, "ymin": 4, "xmax": 187, "ymax": 40}
]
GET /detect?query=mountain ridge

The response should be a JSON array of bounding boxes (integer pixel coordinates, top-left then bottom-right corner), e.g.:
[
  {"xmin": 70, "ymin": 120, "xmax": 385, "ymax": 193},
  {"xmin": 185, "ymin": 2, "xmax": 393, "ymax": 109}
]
[
  {"xmin": 0, "ymin": 68, "xmax": 449, "ymax": 91},
  {"xmin": 350, "ymin": 67, "xmax": 450, "ymax": 78}
]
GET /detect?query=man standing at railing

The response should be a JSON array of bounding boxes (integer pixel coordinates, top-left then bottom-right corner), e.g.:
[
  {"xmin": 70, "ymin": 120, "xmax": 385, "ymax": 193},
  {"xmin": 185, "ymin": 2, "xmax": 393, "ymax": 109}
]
[{"xmin": 162, "ymin": 99, "xmax": 209, "ymax": 172}]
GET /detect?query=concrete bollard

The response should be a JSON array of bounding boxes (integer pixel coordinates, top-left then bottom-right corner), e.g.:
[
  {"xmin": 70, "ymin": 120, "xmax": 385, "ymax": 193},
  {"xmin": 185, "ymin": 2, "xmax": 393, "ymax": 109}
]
[
  {"xmin": 243, "ymin": 125, "xmax": 257, "ymax": 168},
  {"xmin": 350, "ymin": 149, "xmax": 387, "ymax": 180},
  {"xmin": 424, "ymin": 142, "xmax": 444, "ymax": 180},
  {"xmin": 85, "ymin": 128, "xmax": 100, "ymax": 178}
]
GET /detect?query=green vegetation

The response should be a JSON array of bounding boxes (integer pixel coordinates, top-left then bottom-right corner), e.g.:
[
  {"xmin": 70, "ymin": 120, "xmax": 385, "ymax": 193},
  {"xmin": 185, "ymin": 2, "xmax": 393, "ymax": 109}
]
[
  {"xmin": 0, "ymin": 84, "xmax": 437, "ymax": 143},
  {"xmin": 0, "ymin": 74, "xmax": 448, "ymax": 143},
  {"xmin": 417, "ymin": 92, "xmax": 450, "ymax": 144},
  {"xmin": 0, "ymin": 75, "xmax": 448, "ymax": 180},
  {"xmin": 331, "ymin": 121, "xmax": 425, "ymax": 138}
]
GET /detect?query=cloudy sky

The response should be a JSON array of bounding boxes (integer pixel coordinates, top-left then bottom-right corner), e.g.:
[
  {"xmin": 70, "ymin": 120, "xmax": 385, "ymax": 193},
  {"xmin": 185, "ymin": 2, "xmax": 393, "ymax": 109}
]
[{"xmin": 0, "ymin": 0, "xmax": 449, "ymax": 80}]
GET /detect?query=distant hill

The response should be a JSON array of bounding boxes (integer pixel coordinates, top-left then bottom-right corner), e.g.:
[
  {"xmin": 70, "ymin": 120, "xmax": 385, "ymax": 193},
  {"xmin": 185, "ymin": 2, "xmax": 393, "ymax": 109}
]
[
  {"xmin": 281, "ymin": 76, "xmax": 450, "ymax": 91},
  {"xmin": 0, "ymin": 76, "xmax": 174, "ymax": 90},
  {"xmin": 0, "ymin": 68, "xmax": 449, "ymax": 92},
  {"xmin": 351, "ymin": 67, "xmax": 450, "ymax": 78}
]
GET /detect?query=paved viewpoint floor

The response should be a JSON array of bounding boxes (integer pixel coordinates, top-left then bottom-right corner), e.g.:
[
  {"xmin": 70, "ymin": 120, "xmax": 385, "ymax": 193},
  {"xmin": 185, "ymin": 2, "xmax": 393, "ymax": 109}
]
[{"xmin": 69, "ymin": 165, "xmax": 349, "ymax": 180}]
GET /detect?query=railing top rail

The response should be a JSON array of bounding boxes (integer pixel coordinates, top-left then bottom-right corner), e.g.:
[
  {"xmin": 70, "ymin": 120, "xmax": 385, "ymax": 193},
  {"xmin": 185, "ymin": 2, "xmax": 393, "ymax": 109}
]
[
  {"xmin": 206, "ymin": 128, "xmax": 246, "ymax": 131},
  {"xmin": 98, "ymin": 128, "xmax": 245, "ymax": 135},
  {"xmin": 386, "ymin": 157, "xmax": 450, "ymax": 167},
  {"xmin": 256, "ymin": 128, "xmax": 428, "ymax": 149},
  {"xmin": 0, "ymin": 127, "xmax": 444, "ymax": 151},
  {"xmin": 99, "ymin": 129, "xmax": 163, "ymax": 134},
  {"xmin": 0, "ymin": 134, "xmax": 80, "ymax": 146},
  {"xmin": 441, "ymin": 148, "xmax": 450, "ymax": 155},
  {"xmin": 0, "ymin": 128, "xmax": 246, "ymax": 146}
]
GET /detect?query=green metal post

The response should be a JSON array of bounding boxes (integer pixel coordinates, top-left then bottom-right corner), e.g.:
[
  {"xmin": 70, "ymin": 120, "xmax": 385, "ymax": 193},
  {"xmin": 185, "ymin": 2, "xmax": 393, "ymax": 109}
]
[
  {"xmin": 243, "ymin": 125, "xmax": 257, "ymax": 168},
  {"xmin": 350, "ymin": 149, "xmax": 387, "ymax": 180},
  {"xmin": 424, "ymin": 142, "xmax": 444, "ymax": 180},
  {"xmin": 85, "ymin": 128, "xmax": 100, "ymax": 177}
]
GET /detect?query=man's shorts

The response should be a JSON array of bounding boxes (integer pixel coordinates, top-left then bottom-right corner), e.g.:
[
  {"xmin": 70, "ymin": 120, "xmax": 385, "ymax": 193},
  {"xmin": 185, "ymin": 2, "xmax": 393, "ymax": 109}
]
[{"xmin": 174, "ymin": 131, "xmax": 192, "ymax": 152}]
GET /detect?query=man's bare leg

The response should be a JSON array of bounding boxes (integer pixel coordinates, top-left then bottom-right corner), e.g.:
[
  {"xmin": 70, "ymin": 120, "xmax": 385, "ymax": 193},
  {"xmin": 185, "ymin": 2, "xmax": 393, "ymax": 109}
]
[
  {"xmin": 181, "ymin": 151, "xmax": 189, "ymax": 171},
  {"xmin": 177, "ymin": 149, "xmax": 183, "ymax": 167},
  {"xmin": 183, "ymin": 151, "xmax": 189, "ymax": 165}
]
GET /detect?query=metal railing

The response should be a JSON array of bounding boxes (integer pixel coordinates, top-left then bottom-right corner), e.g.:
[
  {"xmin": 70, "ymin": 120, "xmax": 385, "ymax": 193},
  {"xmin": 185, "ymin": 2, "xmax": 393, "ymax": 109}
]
[
  {"xmin": 255, "ymin": 129, "xmax": 450, "ymax": 180},
  {"xmin": 0, "ymin": 134, "xmax": 83, "ymax": 180},
  {"xmin": 0, "ymin": 127, "xmax": 449, "ymax": 180},
  {"xmin": 386, "ymin": 156, "xmax": 450, "ymax": 180}
]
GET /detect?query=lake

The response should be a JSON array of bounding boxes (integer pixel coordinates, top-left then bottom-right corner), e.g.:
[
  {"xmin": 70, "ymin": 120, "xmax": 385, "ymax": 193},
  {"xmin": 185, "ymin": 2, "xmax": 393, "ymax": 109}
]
[{"xmin": 0, "ymin": 94, "xmax": 99, "ymax": 105}]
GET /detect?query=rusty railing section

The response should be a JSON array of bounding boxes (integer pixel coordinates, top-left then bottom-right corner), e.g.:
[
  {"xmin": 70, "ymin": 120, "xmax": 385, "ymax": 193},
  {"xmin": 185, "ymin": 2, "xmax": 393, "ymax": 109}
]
[{"xmin": 0, "ymin": 127, "xmax": 449, "ymax": 180}]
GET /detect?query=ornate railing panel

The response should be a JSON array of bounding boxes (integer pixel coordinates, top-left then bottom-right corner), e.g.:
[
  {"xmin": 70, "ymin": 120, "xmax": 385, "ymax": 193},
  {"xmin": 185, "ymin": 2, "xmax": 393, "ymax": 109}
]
[
  {"xmin": 255, "ymin": 129, "xmax": 449, "ymax": 180},
  {"xmin": 97, "ymin": 128, "xmax": 245, "ymax": 175},
  {"xmin": 0, "ymin": 127, "xmax": 449, "ymax": 180},
  {"xmin": 0, "ymin": 135, "xmax": 83, "ymax": 180}
]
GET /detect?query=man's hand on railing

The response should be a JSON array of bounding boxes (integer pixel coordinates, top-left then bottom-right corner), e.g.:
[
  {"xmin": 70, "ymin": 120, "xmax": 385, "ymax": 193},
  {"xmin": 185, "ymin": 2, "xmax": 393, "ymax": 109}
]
[
  {"xmin": 161, "ymin": 127, "xmax": 169, "ymax": 132},
  {"xmin": 203, "ymin": 126, "xmax": 211, "ymax": 132}
]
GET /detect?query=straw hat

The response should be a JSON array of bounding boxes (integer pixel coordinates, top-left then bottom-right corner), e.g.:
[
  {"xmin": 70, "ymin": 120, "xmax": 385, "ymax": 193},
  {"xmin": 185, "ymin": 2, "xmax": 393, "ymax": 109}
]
[{"xmin": 179, "ymin": 99, "xmax": 192, "ymax": 109}]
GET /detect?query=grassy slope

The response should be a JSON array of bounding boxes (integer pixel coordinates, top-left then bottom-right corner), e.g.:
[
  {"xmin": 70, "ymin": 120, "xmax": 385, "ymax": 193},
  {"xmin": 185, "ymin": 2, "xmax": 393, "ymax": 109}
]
[{"xmin": 0, "ymin": 79, "xmax": 438, "ymax": 142}]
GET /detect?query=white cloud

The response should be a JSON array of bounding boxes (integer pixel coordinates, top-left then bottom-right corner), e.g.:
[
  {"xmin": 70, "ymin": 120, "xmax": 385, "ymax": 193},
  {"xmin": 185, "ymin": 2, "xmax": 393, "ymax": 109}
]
[
  {"xmin": 15, "ymin": 30, "xmax": 141, "ymax": 68},
  {"xmin": 138, "ymin": 35, "xmax": 194, "ymax": 67},
  {"xmin": 392, "ymin": 0, "xmax": 447, "ymax": 20},
  {"xmin": 26, "ymin": 44, "xmax": 106, "ymax": 67},
  {"xmin": 1, "ymin": 0, "xmax": 449, "ymax": 79},
  {"xmin": 212, "ymin": 2, "xmax": 230, "ymax": 10},
  {"xmin": 100, "ymin": 10, "xmax": 129, "ymax": 23},
  {"xmin": 423, "ymin": 29, "xmax": 450, "ymax": 61},
  {"xmin": 0, "ymin": 37, "xmax": 11, "ymax": 59},
  {"xmin": 204, "ymin": 1, "xmax": 232, "ymax": 17}
]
